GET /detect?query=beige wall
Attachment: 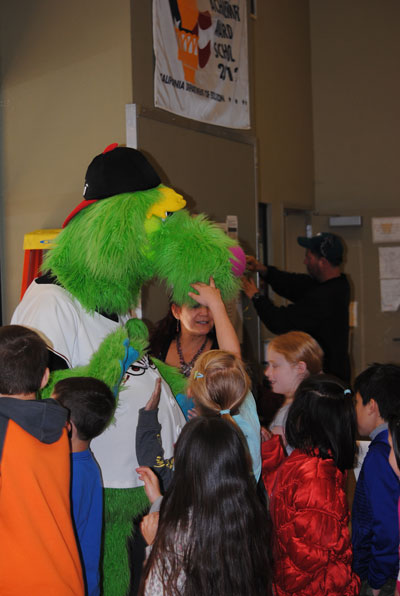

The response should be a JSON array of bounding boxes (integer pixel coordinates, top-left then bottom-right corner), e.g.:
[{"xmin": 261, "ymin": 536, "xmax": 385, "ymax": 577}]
[
  {"xmin": 253, "ymin": 0, "xmax": 314, "ymax": 268},
  {"xmin": 1, "ymin": 0, "xmax": 132, "ymax": 322},
  {"xmin": 309, "ymin": 0, "xmax": 400, "ymax": 373},
  {"xmin": 310, "ymin": 0, "xmax": 400, "ymax": 213}
]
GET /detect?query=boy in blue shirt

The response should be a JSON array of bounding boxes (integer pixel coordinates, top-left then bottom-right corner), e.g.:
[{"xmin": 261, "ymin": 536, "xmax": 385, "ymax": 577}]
[
  {"xmin": 54, "ymin": 377, "xmax": 115, "ymax": 596},
  {"xmin": 352, "ymin": 364, "xmax": 400, "ymax": 596}
]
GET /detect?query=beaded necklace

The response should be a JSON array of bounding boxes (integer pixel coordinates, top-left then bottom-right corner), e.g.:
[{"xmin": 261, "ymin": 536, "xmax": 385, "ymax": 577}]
[{"xmin": 176, "ymin": 333, "xmax": 208, "ymax": 377}]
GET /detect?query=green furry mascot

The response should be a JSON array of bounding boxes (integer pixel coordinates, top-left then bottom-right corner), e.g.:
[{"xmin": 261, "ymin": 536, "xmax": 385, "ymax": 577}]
[{"xmin": 11, "ymin": 144, "xmax": 246, "ymax": 595}]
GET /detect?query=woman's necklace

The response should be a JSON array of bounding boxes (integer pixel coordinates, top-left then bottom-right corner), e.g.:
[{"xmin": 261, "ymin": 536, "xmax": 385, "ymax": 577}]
[{"xmin": 176, "ymin": 333, "xmax": 208, "ymax": 377}]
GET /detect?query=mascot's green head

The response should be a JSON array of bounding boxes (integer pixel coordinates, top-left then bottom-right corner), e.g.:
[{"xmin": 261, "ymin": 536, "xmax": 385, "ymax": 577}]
[{"xmin": 44, "ymin": 144, "xmax": 246, "ymax": 315}]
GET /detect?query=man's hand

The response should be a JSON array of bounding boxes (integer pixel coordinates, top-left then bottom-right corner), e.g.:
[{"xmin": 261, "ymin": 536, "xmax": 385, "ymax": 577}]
[
  {"xmin": 246, "ymin": 255, "xmax": 267, "ymax": 274},
  {"xmin": 140, "ymin": 512, "xmax": 159, "ymax": 546},
  {"xmin": 241, "ymin": 276, "xmax": 260, "ymax": 299}
]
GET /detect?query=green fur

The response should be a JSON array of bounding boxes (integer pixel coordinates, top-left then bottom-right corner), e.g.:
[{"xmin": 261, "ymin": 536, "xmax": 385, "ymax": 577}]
[
  {"xmin": 103, "ymin": 487, "xmax": 149, "ymax": 596},
  {"xmin": 44, "ymin": 190, "xmax": 161, "ymax": 314},
  {"xmin": 152, "ymin": 211, "xmax": 240, "ymax": 305},
  {"xmin": 125, "ymin": 318, "xmax": 149, "ymax": 348},
  {"xmin": 152, "ymin": 357, "xmax": 188, "ymax": 397},
  {"xmin": 44, "ymin": 190, "xmax": 241, "ymax": 313},
  {"xmin": 40, "ymin": 320, "xmax": 149, "ymax": 400}
]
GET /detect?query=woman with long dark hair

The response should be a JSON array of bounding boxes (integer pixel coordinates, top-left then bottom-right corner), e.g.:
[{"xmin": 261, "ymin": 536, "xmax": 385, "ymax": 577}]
[
  {"xmin": 149, "ymin": 277, "xmax": 240, "ymax": 377},
  {"xmin": 139, "ymin": 416, "xmax": 273, "ymax": 596}
]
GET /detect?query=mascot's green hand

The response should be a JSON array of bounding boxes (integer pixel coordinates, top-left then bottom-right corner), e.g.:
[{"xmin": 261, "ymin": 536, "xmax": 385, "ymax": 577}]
[
  {"xmin": 125, "ymin": 318, "xmax": 149, "ymax": 345},
  {"xmin": 152, "ymin": 357, "xmax": 188, "ymax": 398}
]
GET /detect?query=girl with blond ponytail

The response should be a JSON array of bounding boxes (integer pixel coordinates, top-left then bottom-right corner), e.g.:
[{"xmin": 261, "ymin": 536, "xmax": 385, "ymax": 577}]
[{"xmin": 188, "ymin": 349, "xmax": 261, "ymax": 480}]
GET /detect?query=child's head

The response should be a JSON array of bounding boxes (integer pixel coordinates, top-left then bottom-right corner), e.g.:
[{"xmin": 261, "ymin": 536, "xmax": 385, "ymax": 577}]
[
  {"xmin": 286, "ymin": 374, "xmax": 356, "ymax": 472},
  {"xmin": 172, "ymin": 416, "xmax": 252, "ymax": 505},
  {"xmin": 265, "ymin": 331, "xmax": 323, "ymax": 397},
  {"xmin": 188, "ymin": 350, "xmax": 250, "ymax": 416},
  {"xmin": 0, "ymin": 325, "xmax": 49, "ymax": 397},
  {"xmin": 144, "ymin": 415, "xmax": 273, "ymax": 595},
  {"xmin": 53, "ymin": 376, "xmax": 115, "ymax": 442},
  {"xmin": 354, "ymin": 363, "xmax": 400, "ymax": 437}
]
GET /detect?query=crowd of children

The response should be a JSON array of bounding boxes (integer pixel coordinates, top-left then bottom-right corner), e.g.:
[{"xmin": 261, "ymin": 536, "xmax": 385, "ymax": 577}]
[{"xmin": 1, "ymin": 321, "xmax": 400, "ymax": 595}]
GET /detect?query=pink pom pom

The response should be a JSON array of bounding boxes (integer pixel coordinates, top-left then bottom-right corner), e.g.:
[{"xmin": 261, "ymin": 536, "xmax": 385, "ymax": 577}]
[{"xmin": 229, "ymin": 245, "xmax": 246, "ymax": 277}]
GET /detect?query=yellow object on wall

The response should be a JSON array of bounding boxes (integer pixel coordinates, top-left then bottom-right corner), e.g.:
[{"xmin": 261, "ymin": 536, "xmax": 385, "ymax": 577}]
[{"xmin": 21, "ymin": 229, "xmax": 61, "ymax": 299}]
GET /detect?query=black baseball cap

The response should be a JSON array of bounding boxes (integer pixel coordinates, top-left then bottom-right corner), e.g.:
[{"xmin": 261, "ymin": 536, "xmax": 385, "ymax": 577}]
[
  {"xmin": 63, "ymin": 143, "xmax": 161, "ymax": 227},
  {"xmin": 297, "ymin": 233, "xmax": 344, "ymax": 265}
]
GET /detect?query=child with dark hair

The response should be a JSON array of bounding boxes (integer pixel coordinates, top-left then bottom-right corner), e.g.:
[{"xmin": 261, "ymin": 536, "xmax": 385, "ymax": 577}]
[
  {"xmin": 0, "ymin": 325, "xmax": 84, "ymax": 594},
  {"xmin": 388, "ymin": 415, "xmax": 400, "ymax": 596},
  {"xmin": 352, "ymin": 363, "xmax": 400, "ymax": 596},
  {"xmin": 53, "ymin": 376, "xmax": 115, "ymax": 596},
  {"xmin": 138, "ymin": 416, "xmax": 273, "ymax": 596},
  {"xmin": 271, "ymin": 374, "xmax": 360, "ymax": 596}
]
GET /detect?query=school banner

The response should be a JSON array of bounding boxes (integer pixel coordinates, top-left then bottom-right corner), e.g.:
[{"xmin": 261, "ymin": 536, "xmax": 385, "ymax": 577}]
[{"xmin": 153, "ymin": 0, "xmax": 250, "ymax": 129}]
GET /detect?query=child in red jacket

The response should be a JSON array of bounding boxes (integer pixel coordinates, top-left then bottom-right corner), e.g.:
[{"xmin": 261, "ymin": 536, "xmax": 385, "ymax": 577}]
[
  {"xmin": 270, "ymin": 374, "xmax": 360, "ymax": 596},
  {"xmin": 261, "ymin": 331, "xmax": 323, "ymax": 495}
]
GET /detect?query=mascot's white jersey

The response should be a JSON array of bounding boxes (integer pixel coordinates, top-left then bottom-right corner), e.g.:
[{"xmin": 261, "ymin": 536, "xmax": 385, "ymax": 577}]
[{"xmin": 12, "ymin": 280, "xmax": 185, "ymax": 489}]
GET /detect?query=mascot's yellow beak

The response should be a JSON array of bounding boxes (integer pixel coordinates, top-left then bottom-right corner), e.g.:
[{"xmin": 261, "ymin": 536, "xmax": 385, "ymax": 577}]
[{"xmin": 146, "ymin": 186, "xmax": 186, "ymax": 220}]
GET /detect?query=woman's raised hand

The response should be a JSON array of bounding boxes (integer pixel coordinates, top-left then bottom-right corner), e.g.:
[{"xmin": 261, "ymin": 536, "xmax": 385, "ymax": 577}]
[{"xmin": 188, "ymin": 276, "xmax": 222, "ymax": 310}]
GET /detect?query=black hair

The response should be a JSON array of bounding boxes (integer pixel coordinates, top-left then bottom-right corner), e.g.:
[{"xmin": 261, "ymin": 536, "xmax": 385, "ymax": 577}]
[
  {"xmin": 285, "ymin": 374, "xmax": 357, "ymax": 473},
  {"xmin": 0, "ymin": 325, "xmax": 48, "ymax": 395},
  {"xmin": 354, "ymin": 363, "xmax": 400, "ymax": 421},
  {"xmin": 148, "ymin": 306, "xmax": 177, "ymax": 359},
  {"xmin": 53, "ymin": 377, "xmax": 115, "ymax": 441},
  {"xmin": 140, "ymin": 416, "xmax": 273, "ymax": 596}
]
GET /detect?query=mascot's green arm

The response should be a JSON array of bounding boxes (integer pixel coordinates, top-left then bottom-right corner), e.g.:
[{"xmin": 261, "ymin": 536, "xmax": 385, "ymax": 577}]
[
  {"xmin": 151, "ymin": 357, "xmax": 188, "ymax": 397},
  {"xmin": 40, "ymin": 319, "xmax": 150, "ymax": 400}
]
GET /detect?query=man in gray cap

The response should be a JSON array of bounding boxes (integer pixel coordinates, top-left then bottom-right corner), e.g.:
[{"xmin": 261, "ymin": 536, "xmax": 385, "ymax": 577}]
[{"xmin": 242, "ymin": 232, "xmax": 350, "ymax": 382}]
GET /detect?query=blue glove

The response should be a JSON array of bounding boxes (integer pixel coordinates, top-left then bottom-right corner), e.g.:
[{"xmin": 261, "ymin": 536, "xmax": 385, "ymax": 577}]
[
  {"xmin": 113, "ymin": 339, "xmax": 139, "ymax": 396},
  {"xmin": 176, "ymin": 393, "xmax": 195, "ymax": 421}
]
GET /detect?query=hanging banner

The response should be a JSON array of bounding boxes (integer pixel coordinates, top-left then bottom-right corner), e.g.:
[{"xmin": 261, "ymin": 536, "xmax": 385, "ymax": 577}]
[{"xmin": 153, "ymin": 0, "xmax": 250, "ymax": 129}]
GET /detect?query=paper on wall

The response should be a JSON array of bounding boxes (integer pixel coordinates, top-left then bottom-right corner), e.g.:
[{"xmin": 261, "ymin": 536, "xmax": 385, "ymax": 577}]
[
  {"xmin": 380, "ymin": 279, "xmax": 400, "ymax": 312},
  {"xmin": 379, "ymin": 246, "xmax": 400, "ymax": 279},
  {"xmin": 372, "ymin": 217, "xmax": 400, "ymax": 243}
]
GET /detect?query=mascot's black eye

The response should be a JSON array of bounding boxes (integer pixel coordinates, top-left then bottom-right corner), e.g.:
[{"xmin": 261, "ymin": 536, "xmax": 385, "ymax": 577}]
[
  {"xmin": 125, "ymin": 355, "xmax": 150, "ymax": 377},
  {"xmin": 165, "ymin": 211, "xmax": 173, "ymax": 217},
  {"xmin": 126, "ymin": 365, "xmax": 145, "ymax": 377}
]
